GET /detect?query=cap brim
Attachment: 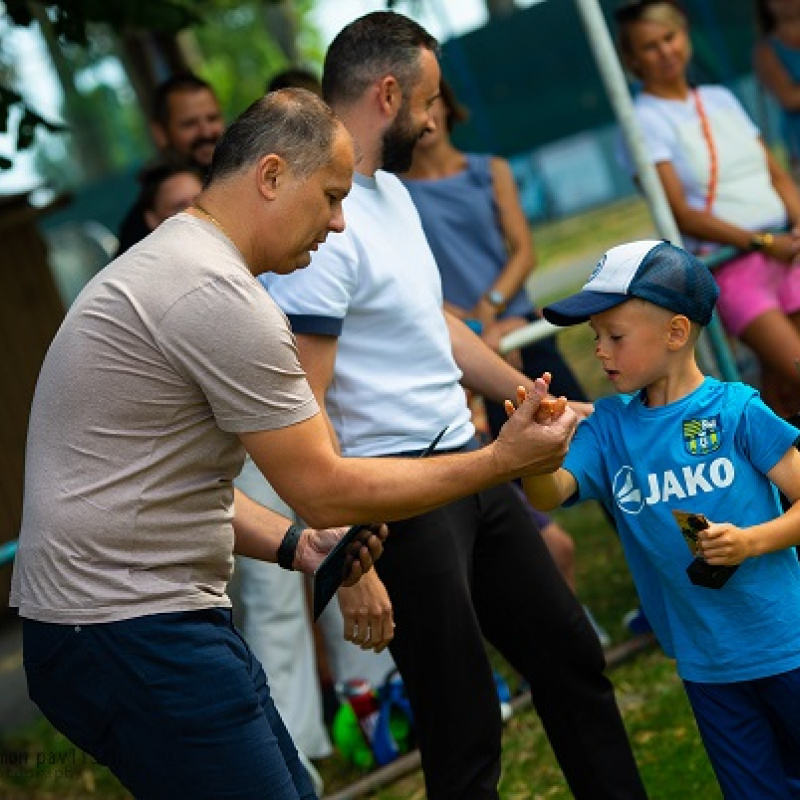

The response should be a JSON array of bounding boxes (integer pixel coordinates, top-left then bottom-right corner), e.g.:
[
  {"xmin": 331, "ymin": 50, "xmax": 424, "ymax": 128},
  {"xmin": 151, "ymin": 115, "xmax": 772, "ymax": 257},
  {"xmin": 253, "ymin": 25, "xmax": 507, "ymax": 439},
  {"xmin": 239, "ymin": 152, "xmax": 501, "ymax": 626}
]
[{"xmin": 543, "ymin": 291, "xmax": 630, "ymax": 326}]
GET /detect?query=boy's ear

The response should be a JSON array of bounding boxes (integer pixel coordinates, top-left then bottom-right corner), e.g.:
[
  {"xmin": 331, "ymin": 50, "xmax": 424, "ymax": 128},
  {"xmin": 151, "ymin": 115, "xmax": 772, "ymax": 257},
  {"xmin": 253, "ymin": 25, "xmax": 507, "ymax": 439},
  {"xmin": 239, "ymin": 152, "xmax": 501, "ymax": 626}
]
[{"xmin": 666, "ymin": 314, "xmax": 692, "ymax": 350}]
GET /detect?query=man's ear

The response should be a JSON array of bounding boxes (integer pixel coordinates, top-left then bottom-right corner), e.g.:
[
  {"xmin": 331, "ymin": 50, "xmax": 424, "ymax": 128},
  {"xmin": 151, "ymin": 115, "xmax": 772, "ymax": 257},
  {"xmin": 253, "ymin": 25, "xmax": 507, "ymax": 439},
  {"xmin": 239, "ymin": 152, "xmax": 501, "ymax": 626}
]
[
  {"xmin": 150, "ymin": 121, "xmax": 169, "ymax": 151},
  {"xmin": 667, "ymin": 314, "xmax": 692, "ymax": 350},
  {"xmin": 257, "ymin": 154, "xmax": 285, "ymax": 200},
  {"xmin": 143, "ymin": 208, "xmax": 159, "ymax": 231},
  {"xmin": 376, "ymin": 74, "xmax": 402, "ymax": 118}
]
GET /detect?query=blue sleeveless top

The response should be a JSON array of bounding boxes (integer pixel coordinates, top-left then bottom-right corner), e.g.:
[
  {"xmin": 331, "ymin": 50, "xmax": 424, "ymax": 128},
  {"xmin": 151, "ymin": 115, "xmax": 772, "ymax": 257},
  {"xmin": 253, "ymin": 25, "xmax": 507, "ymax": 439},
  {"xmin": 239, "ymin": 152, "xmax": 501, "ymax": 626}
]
[
  {"xmin": 768, "ymin": 37, "xmax": 800, "ymax": 160},
  {"xmin": 401, "ymin": 153, "xmax": 534, "ymax": 318}
]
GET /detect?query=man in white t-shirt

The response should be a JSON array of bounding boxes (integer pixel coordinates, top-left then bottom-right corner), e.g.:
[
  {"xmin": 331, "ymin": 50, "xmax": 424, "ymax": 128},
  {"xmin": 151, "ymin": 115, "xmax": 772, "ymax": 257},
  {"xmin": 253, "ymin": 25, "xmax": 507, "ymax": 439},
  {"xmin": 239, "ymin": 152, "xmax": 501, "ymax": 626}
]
[
  {"xmin": 266, "ymin": 13, "xmax": 646, "ymax": 800},
  {"xmin": 11, "ymin": 88, "xmax": 576, "ymax": 800}
]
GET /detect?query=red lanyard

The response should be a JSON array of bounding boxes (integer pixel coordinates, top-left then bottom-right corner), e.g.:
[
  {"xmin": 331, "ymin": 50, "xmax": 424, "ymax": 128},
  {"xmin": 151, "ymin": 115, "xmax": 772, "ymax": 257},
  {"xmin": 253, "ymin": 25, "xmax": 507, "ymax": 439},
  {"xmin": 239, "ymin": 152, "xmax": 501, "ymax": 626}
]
[{"xmin": 692, "ymin": 88, "xmax": 718, "ymax": 213}]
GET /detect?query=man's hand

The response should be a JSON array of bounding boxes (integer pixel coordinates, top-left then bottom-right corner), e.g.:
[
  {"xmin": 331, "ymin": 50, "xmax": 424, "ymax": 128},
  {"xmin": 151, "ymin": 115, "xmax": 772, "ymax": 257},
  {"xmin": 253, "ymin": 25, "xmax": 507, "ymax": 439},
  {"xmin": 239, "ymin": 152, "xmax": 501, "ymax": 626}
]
[
  {"xmin": 337, "ymin": 569, "xmax": 394, "ymax": 652},
  {"xmin": 493, "ymin": 374, "xmax": 578, "ymax": 478},
  {"xmin": 295, "ymin": 523, "xmax": 389, "ymax": 583}
]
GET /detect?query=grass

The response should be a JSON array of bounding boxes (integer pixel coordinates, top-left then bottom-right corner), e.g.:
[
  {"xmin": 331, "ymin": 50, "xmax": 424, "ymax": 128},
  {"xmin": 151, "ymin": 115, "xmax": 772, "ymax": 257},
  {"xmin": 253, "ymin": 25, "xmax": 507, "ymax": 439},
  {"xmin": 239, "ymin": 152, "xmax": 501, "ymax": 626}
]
[
  {"xmin": 0, "ymin": 199, "xmax": 721, "ymax": 799},
  {"xmin": 531, "ymin": 195, "xmax": 656, "ymax": 275}
]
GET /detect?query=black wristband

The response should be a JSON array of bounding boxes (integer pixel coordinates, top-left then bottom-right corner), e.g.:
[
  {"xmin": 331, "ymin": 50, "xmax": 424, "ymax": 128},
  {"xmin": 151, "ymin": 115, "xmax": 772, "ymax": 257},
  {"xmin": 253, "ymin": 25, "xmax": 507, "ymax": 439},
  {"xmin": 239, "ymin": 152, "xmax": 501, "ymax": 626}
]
[{"xmin": 277, "ymin": 523, "xmax": 304, "ymax": 570}]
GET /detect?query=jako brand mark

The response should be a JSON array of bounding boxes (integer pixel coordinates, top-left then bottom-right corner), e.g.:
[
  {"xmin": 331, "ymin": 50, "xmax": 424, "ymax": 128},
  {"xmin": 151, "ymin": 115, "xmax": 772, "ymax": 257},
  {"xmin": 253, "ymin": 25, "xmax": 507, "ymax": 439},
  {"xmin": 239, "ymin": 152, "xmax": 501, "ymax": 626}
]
[{"xmin": 613, "ymin": 459, "xmax": 734, "ymax": 515}]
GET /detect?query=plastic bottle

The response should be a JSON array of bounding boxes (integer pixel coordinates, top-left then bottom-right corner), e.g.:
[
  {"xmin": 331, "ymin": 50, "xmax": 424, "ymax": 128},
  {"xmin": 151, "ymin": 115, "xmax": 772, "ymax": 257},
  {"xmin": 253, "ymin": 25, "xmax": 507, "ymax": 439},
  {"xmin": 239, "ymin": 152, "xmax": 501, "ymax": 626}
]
[
  {"xmin": 342, "ymin": 677, "xmax": 381, "ymax": 744},
  {"xmin": 372, "ymin": 671, "xmax": 414, "ymax": 765},
  {"xmin": 331, "ymin": 701, "xmax": 374, "ymax": 769}
]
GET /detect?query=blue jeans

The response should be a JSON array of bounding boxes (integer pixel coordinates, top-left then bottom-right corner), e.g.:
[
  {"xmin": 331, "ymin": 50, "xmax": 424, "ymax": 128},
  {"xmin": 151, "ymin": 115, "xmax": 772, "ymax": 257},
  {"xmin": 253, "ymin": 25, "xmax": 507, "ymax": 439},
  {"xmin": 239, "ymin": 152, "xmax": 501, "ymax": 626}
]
[{"xmin": 23, "ymin": 608, "xmax": 316, "ymax": 800}]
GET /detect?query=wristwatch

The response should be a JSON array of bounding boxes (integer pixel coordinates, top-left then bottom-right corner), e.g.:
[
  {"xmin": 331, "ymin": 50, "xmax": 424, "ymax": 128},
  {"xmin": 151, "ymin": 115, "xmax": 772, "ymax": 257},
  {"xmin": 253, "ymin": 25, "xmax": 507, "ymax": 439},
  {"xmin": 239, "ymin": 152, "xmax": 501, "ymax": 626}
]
[
  {"xmin": 749, "ymin": 232, "xmax": 775, "ymax": 252},
  {"xmin": 485, "ymin": 289, "xmax": 507, "ymax": 312}
]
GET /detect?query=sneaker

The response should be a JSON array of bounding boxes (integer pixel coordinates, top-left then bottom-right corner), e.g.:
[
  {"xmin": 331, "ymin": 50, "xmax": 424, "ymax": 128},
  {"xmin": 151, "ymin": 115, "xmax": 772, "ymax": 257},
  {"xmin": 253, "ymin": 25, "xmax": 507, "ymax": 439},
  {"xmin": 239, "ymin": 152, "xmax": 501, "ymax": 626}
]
[
  {"xmin": 622, "ymin": 607, "xmax": 652, "ymax": 636},
  {"xmin": 583, "ymin": 605, "xmax": 611, "ymax": 648}
]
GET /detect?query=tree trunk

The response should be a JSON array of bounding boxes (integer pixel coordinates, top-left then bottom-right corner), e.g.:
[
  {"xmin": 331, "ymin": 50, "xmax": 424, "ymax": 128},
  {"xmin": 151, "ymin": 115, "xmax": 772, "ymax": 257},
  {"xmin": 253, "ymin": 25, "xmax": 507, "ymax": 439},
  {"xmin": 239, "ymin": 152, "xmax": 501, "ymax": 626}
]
[
  {"xmin": 28, "ymin": 4, "xmax": 112, "ymax": 181},
  {"xmin": 118, "ymin": 30, "xmax": 196, "ymax": 129},
  {"xmin": 263, "ymin": 0, "xmax": 299, "ymax": 63}
]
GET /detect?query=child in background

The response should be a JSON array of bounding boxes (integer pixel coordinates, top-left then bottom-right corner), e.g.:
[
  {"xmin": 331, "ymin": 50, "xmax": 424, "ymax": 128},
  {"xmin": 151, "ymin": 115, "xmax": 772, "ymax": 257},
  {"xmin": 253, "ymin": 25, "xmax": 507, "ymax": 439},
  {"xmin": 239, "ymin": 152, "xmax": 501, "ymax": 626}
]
[
  {"xmin": 512, "ymin": 239, "xmax": 800, "ymax": 798},
  {"xmin": 137, "ymin": 156, "xmax": 204, "ymax": 232}
]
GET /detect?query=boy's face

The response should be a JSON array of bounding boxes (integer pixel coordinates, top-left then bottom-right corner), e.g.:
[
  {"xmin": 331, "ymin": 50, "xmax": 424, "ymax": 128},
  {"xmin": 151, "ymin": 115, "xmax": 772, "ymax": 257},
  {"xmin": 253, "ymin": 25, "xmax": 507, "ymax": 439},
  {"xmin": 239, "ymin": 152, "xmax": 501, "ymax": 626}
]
[{"xmin": 589, "ymin": 299, "xmax": 677, "ymax": 393}]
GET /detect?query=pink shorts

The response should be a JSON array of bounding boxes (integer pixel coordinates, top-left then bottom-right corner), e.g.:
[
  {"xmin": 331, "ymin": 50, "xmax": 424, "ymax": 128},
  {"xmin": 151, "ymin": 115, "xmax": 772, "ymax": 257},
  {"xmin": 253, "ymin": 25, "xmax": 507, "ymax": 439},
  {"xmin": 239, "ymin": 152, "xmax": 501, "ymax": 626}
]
[{"xmin": 713, "ymin": 251, "xmax": 800, "ymax": 336}]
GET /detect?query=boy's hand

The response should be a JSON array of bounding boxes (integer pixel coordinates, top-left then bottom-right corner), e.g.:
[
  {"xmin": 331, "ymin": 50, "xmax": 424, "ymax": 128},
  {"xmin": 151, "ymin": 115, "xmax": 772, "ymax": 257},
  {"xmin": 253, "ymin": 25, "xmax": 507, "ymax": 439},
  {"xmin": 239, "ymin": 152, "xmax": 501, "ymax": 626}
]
[
  {"xmin": 504, "ymin": 373, "xmax": 568, "ymax": 425},
  {"xmin": 697, "ymin": 521, "xmax": 754, "ymax": 566},
  {"xmin": 493, "ymin": 373, "xmax": 578, "ymax": 478}
]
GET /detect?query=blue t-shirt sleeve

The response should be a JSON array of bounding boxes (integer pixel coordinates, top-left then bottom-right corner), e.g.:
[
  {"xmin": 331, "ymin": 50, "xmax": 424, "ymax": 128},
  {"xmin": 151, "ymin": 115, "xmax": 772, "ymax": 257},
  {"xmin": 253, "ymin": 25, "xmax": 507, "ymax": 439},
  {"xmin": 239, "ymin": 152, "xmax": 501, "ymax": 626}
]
[
  {"xmin": 562, "ymin": 412, "xmax": 606, "ymax": 506},
  {"xmin": 739, "ymin": 393, "xmax": 799, "ymax": 475}
]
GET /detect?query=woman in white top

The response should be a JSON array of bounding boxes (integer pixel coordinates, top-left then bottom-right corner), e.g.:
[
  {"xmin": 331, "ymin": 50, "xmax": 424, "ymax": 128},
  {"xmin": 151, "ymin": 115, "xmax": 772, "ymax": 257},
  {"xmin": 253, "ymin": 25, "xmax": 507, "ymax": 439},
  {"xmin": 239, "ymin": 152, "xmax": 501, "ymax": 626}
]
[{"xmin": 617, "ymin": 0, "xmax": 800, "ymax": 416}]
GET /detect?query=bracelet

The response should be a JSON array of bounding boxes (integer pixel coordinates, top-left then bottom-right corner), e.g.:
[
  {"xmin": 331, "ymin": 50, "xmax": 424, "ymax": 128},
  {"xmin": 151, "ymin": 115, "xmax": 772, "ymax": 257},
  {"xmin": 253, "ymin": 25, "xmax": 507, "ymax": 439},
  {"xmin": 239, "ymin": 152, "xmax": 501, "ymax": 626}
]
[
  {"xmin": 485, "ymin": 288, "xmax": 507, "ymax": 312},
  {"xmin": 749, "ymin": 232, "xmax": 775, "ymax": 252},
  {"xmin": 277, "ymin": 523, "xmax": 304, "ymax": 570},
  {"xmin": 464, "ymin": 318, "xmax": 483, "ymax": 335}
]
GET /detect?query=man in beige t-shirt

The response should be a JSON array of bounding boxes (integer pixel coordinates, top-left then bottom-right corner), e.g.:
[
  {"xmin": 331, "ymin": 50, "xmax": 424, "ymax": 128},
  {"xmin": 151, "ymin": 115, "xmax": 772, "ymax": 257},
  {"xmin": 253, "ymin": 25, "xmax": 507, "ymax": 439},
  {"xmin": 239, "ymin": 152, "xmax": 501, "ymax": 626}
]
[{"xmin": 11, "ymin": 88, "xmax": 576, "ymax": 799}]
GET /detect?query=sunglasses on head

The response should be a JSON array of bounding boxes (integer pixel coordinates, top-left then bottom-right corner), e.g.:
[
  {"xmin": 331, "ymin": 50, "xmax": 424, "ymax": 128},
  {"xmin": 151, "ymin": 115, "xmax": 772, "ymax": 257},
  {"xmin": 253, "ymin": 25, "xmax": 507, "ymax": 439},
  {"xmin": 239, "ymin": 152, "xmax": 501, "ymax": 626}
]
[{"xmin": 613, "ymin": 0, "xmax": 683, "ymax": 24}]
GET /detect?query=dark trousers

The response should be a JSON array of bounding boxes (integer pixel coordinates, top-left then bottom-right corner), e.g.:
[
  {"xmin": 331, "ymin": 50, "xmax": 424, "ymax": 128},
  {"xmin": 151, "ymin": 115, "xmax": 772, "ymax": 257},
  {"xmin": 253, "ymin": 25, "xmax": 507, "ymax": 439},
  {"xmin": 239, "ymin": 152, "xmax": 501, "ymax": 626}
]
[
  {"xmin": 23, "ymin": 608, "xmax": 315, "ymax": 800},
  {"xmin": 376, "ymin": 483, "xmax": 647, "ymax": 800},
  {"xmin": 685, "ymin": 669, "xmax": 800, "ymax": 799}
]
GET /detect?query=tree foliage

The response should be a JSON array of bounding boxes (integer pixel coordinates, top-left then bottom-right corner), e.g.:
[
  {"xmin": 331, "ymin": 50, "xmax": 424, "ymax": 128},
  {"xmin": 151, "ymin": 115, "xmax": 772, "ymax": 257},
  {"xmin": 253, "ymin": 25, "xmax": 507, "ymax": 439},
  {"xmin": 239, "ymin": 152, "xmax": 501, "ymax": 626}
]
[
  {"xmin": 195, "ymin": 0, "xmax": 321, "ymax": 120},
  {"xmin": 0, "ymin": 0, "xmax": 295, "ymax": 170},
  {"xmin": 3, "ymin": 0, "xmax": 203, "ymax": 46},
  {"xmin": 0, "ymin": 84, "xmax": 66, "ymax": 169}
]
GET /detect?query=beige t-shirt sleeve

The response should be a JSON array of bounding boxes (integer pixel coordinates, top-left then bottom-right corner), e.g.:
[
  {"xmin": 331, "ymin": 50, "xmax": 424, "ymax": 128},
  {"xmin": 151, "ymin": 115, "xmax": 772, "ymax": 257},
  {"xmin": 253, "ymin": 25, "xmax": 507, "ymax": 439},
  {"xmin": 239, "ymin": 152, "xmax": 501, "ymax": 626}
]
[{"xmin": 157, "ymin": 272, "xmax": 319, "ymax": 432}]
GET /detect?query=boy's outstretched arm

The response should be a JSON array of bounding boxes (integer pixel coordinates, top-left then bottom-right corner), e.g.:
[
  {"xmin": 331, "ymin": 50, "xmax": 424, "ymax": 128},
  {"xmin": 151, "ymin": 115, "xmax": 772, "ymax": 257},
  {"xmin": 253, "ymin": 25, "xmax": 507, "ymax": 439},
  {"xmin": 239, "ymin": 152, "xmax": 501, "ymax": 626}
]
[
  {"xmin": 505, "ymin": 382, "xmax": 579, "ymax": 511},
  {"xmin": 520, "ymin": 468, "xmax": 578, "ymax": 512}
]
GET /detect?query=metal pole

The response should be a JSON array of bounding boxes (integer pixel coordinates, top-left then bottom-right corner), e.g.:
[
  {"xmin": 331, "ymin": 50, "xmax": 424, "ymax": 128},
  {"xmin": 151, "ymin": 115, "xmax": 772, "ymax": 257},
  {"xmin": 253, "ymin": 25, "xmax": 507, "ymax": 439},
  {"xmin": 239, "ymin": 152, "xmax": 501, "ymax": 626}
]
[{"xmin": 572, "ymin": 0, "xmax": 681, "ymax": 244}]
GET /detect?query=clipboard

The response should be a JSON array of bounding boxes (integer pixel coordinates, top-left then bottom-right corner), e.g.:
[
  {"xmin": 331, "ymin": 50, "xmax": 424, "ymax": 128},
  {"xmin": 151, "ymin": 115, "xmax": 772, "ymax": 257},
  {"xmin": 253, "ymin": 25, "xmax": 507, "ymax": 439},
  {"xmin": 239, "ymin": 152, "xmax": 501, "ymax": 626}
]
[{"xmin": 312, "ymin": 426, "xmax": 449, "ymax": 621}]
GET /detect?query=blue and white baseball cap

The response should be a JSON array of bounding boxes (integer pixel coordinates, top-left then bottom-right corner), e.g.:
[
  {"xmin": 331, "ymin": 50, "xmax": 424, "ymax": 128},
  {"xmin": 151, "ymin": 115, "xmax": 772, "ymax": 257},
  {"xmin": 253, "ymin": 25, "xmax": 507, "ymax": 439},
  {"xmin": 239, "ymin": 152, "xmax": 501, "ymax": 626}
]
[{"xmin": 543, "ymin": 240, "xmax": 719, "ymax": 327}]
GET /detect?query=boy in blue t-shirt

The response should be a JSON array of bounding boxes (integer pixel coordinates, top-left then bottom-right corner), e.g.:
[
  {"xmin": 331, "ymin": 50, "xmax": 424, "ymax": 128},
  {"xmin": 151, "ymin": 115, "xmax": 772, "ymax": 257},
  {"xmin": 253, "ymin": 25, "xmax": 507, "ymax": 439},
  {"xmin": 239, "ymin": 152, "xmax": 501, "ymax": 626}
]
[{"xmin": 514, "ymin": 240, "xmax": 800, "ymax": 799}]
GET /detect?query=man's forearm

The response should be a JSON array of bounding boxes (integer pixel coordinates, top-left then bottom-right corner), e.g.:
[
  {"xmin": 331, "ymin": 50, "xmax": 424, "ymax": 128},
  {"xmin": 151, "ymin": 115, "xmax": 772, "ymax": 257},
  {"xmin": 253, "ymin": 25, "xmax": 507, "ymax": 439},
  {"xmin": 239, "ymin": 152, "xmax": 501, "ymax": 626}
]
[
  {"xmin": 240, "ymin": 383, "xmax": 576, "ymax": 531},
  {"xmin": 232, "ymin": 487, "xmax": 293, "ymax": 562},
  {"xmin": 446, "ymin": 309, "xmax": 536, "ymax": 403}
]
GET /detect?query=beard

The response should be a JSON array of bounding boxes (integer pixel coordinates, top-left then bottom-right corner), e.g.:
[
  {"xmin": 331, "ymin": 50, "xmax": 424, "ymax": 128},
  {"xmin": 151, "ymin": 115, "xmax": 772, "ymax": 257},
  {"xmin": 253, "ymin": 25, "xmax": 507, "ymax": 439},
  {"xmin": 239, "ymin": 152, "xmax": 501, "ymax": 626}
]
[
  {"xmin": 188, "ymin": 136, "xmax": 221, "ymax": 169},
  {"xmin": 380, "ymin": 109, "xmax": 425, "ymax": 174}
]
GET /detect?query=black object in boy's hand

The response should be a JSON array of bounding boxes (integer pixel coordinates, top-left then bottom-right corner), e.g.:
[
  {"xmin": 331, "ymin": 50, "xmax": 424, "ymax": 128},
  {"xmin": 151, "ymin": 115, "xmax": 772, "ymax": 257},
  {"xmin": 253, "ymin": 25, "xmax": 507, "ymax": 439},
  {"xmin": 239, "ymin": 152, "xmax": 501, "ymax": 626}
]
[
  {"xmin": 671, "ymin": 509, "xmax": 738, "ymax": 590},
  {"xmin": 312, "ymin": 426, "xmax": 450, "ymax": 621}
]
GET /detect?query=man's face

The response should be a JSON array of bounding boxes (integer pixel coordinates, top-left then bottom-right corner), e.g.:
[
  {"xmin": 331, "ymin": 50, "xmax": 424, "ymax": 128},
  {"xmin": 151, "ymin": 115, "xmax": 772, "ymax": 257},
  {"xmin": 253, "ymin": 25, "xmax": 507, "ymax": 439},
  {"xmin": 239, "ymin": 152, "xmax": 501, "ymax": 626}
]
[
  {"xmin": 154, "ymin": 88, "xmax": 225, "ymax": 168},
  {"xmin": 381, "ymin": 47, "xmax": 441, "ymax": 174},
  {"xmin": 268, "ymin": 124, "xmax": 355, "ymax": 274}
]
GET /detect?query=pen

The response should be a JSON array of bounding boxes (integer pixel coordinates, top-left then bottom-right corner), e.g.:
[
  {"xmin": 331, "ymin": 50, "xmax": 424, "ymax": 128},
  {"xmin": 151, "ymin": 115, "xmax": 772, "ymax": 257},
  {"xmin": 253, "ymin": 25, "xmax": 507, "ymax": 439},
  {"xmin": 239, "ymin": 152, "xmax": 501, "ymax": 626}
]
[{"xmin": 420, "ymin": 426, "xmax": 449, "ymax": 458}]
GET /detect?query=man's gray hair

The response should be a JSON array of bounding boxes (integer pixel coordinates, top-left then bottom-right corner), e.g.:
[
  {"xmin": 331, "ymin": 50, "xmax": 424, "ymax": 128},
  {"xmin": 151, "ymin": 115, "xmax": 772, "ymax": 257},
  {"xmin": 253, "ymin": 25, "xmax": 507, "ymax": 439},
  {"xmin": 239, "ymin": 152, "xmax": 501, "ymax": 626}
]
[{"xmin": 207, "ymin": 88, "xmax": 340, "ymax": 183}]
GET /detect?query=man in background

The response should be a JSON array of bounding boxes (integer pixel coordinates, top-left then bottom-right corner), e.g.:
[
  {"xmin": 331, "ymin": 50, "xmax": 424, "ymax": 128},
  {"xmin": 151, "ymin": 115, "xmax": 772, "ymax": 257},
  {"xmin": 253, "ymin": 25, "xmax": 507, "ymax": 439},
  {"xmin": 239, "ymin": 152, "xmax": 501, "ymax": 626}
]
[{"xmin": 266, "ymin": 12, "xmax": 646, "ymax": 800}]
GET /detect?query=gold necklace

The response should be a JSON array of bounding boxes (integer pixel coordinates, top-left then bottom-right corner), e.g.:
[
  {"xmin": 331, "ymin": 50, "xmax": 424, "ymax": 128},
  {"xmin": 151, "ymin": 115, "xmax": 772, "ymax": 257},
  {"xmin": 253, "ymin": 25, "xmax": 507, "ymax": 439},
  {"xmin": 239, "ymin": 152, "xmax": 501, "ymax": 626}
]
[{"xmin": 192, "ymin": 203, "xmax": 232, "ymax": 240}]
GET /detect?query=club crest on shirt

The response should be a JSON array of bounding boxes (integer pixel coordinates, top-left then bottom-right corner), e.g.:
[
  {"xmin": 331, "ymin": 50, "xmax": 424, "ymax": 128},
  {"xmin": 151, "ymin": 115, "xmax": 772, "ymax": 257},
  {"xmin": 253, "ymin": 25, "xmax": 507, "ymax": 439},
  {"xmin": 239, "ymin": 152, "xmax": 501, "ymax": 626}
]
[{"xmin": 683, "ymin": 415, "xmax": 721, "ymax": 456}]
